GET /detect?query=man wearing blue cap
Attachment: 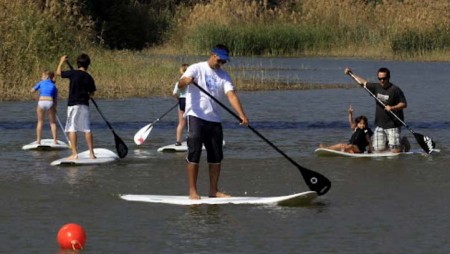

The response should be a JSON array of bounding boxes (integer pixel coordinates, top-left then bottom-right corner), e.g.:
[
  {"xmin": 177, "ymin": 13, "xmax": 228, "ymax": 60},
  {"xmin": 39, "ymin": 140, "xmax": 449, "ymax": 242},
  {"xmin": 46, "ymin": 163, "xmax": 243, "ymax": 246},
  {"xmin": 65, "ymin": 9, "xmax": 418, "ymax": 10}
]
[{"xmin": 178, "ymin": 44, "xmax": 249, "ymax": 200}]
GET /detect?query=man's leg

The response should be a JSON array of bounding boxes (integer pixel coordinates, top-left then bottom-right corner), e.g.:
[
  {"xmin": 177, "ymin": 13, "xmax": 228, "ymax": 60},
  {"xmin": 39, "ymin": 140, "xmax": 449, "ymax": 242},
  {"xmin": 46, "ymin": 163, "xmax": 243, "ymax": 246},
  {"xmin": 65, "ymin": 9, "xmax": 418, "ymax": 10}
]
[
  {"xmin": 85, "ymin": 131, "xmax": 96, "ymax": 159},
  {"xmin": 68, "ymin": 132, "xmax": 78, "ymax": 159},
  {"xmin": 188, "ymin": 163, "xmax": 200, "ymax": 199},
  {"xmin": 372, "ymin": 127, "xmax": 388, "ymax": 152},
  {"xmin": 208, "ymin": 163, "xmax": 229, "ymax": 197}
]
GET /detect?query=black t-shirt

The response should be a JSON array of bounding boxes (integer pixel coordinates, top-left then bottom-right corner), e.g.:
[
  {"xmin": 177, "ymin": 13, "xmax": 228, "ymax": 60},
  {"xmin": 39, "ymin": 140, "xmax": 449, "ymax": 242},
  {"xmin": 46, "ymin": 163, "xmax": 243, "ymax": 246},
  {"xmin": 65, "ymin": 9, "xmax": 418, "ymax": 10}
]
[
  {"xmin": 366, "ymin": 82, "xmax": 407, "ymax": 128},
  {"xmin": 61, "ymin": 70, "xmax": 96, "ymax": 106},
  {"xmin": 349, "ymin": 127, "xmax": 373, "ymax": 152}
]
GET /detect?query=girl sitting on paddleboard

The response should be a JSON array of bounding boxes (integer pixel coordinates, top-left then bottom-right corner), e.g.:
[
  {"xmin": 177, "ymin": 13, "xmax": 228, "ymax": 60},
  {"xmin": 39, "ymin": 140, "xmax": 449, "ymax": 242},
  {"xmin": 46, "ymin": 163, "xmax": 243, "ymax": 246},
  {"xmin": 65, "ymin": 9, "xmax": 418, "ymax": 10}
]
[
  {"xmin": 320, "ymin": 105, "xmax": 373, "ymax": 153},
  {"xmin": 31, "ymin": 70, "xmax": 58, "ymax": 145}
]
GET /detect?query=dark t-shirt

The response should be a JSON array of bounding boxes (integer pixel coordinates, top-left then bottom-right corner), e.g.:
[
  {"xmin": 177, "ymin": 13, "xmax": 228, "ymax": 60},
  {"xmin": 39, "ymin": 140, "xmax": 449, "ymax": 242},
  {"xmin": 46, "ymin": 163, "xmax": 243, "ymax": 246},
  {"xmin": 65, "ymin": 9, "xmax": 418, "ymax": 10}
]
[
  {"xmin": 366, "ymin": 82, "xmax": 407, "ymax": 128},
  {"xmin": 349, "ymin": 127, "xmax": 373, "ymax": 153},
  {"xmin": 61, "ymin": 70, "xmax": 96, "ymax": 106}
]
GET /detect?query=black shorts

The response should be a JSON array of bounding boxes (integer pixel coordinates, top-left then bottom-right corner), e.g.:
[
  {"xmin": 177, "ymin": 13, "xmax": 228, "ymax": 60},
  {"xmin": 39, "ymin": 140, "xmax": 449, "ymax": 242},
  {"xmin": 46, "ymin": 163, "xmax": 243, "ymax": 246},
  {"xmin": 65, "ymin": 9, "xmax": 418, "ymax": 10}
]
[
  {"xmin": 178, "ymin": 98, "xmax": 186, "ymax": 112},
  {"xmin": 187, "ymin": 115, "xmax": 223, "ymax": 164}
]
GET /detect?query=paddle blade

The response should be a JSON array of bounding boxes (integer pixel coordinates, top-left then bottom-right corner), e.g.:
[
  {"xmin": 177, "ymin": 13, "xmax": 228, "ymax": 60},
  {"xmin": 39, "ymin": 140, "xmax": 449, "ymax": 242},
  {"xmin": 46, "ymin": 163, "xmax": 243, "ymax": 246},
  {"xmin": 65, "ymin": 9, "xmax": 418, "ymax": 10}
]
[
  {"xmin": 299, "ymin": 167, "xmax": 331, "ymax": 196},
  {"xmin": 134, "ymin": 123, "xmax": 154, "ymax": 145},
  {"xmin": 414, "ymin": 133, "xmax": 435, "ymax": 154},
  {"xmin": 113, "ymin": 132, "xmax": 128, "ymax": 158}
]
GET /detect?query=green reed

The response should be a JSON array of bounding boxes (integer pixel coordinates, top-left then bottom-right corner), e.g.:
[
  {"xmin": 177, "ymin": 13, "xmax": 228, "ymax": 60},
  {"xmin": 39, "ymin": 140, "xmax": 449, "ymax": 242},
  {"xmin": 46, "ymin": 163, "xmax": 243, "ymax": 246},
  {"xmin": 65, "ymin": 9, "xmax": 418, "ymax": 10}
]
[{"xmin": 189, "ymin": 24, "xmax": 337, "ymax": 56}]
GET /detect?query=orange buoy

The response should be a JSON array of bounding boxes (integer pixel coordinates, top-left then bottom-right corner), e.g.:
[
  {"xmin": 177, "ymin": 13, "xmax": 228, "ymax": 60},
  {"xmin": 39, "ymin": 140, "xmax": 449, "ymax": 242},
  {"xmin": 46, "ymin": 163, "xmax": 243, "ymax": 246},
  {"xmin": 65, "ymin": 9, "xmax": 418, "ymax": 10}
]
[{"xmin": 57, "ymin": 223, "xmax": 86, "ymax": 250}]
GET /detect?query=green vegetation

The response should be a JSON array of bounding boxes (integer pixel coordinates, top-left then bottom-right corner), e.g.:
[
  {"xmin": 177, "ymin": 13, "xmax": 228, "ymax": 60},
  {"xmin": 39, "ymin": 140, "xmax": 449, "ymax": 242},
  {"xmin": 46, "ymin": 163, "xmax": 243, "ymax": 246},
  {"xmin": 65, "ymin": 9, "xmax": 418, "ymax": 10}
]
[{"xmin": 1, "ymin": 0, "xmax": 450, "ymax": 101}]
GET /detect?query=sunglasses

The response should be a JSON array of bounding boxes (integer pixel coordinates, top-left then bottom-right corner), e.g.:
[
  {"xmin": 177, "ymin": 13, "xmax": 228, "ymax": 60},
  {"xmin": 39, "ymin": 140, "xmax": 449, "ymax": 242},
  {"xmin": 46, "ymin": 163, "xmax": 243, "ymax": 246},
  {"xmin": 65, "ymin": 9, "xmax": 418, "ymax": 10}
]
[
  {"xmin": 378, "ymin": 77, "xmax": 388, "ymax": 81},
  {"xmin": 218, "ymin": 59, "xmax": 227, "ymax": 64}
]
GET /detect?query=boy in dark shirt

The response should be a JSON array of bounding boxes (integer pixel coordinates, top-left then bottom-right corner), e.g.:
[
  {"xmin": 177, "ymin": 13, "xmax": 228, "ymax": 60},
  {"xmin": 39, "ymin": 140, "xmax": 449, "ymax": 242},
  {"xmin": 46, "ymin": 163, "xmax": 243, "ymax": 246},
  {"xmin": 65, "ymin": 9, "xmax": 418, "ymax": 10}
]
[{"xmin": 56, "ymin": 53, "xmax": 97, "ymax": 159}]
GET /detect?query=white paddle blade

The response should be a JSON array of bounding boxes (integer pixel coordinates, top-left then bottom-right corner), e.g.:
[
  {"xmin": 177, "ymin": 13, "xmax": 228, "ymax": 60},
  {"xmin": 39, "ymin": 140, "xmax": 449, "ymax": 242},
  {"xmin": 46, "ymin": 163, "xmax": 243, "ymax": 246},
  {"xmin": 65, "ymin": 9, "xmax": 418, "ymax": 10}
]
[{"xmin": 134, "ymin": 124, "xmax": 154, "ymax": 145}]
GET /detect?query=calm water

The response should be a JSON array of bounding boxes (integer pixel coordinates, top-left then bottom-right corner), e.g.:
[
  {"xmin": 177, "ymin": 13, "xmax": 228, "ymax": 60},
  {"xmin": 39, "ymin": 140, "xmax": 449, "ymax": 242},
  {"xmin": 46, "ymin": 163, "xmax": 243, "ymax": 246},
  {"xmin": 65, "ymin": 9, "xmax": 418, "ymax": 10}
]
[{"xmin": 1, "ymin": 57, "xmax": 450, "ymax": 253}]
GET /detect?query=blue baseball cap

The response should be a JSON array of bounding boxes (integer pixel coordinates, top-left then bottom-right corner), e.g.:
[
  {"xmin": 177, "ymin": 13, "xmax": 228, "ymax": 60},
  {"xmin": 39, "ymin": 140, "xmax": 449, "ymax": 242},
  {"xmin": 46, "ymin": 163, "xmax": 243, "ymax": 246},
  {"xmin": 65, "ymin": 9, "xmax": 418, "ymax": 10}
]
[{"xmin": 211, "ymin": 47, "xmax": 230, "ymax": 61}]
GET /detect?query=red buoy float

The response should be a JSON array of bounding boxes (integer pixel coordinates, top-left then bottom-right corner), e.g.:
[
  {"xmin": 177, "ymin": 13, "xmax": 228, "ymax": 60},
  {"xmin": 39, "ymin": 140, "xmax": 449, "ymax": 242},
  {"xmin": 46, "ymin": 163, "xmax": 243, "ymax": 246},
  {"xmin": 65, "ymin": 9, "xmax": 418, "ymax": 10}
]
[{"xmin": 57, "ymin": 223, "xmax": 86, "ymax": 250}]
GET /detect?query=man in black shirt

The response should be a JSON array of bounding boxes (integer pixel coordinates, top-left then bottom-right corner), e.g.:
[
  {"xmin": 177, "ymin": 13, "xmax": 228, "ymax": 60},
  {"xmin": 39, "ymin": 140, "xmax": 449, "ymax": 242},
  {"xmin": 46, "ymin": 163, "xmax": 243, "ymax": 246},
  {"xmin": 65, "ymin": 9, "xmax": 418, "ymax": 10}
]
[{"xmin": 345, "ymin": 67, "xmax": 408, "ymax": 153}]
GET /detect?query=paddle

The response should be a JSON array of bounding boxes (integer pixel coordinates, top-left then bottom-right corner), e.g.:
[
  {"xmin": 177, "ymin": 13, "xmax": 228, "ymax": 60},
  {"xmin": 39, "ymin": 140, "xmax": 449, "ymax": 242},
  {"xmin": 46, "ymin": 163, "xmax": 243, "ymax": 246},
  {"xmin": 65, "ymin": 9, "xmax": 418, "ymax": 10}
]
[
  {"xmin": 66, "ymin": 60, "xmax": 128, "ymax": 158},
  {"xmin": 347, "ymin": 71, "xmax": 436, "ymax": 154},
  {"xmin": 191, "ymin": 81, "xmax": 331, "ymax": 196},
  {"xmin": 134, "ymin": 103, "xmax": 178, "ymax": 145},
  {"xmin": 55, "ymin": 112, "xmax": 71, "ymax": 148}
]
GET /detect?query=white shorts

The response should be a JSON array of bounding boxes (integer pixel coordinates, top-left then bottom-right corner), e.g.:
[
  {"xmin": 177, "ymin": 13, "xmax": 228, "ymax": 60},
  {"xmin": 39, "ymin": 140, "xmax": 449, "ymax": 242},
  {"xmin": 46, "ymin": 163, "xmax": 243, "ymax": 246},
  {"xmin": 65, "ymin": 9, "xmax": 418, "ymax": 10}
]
[
  {"xmin": 38, "ymin": 101, "xmax": 54, "ymax": 110},
  {"xmin": 65, "ymin": 105, "xmax": 91, "ymax": 132},
  {"xmin": 372, "ymin": 126, "xmax": 401, "ymax": 151}
]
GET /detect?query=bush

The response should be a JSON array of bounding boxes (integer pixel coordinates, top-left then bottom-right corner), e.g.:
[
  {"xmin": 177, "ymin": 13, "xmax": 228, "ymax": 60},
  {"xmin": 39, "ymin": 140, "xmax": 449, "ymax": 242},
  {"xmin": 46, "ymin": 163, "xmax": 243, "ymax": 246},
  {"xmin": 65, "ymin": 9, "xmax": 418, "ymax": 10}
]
[
  {"xmin": 0, "ymin": 0, "xmax": 92, "ymax": 100},
  {"xmin": 391, "ymin": 29, "xmax": 450, "ymax": 55}
]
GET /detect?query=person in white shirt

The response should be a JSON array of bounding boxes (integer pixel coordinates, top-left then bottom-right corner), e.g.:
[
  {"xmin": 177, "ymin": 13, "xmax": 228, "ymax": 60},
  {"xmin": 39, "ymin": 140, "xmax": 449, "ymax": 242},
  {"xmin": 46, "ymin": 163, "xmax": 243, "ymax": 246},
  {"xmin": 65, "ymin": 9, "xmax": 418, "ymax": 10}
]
[
  {"xmin": 178, "ymin": 44, "xmax": 249, "ymax": 200},
  {"xmin": 172, "ymin": 63, "xmax": 189, "ymax": 146}
]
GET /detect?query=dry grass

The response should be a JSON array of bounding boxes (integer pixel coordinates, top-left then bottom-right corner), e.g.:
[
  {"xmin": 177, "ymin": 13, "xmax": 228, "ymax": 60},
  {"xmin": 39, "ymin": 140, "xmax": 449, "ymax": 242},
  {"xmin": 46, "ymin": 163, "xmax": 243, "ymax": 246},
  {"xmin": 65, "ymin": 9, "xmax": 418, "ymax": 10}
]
[
  {"xmin": 54, "ymin": 49, "xmax": 181, "ymax": 100},
  {"xmin": 3, "ymin": 0, "xmax": 450, "ymax": 101},
  {"xmin": 0, "ymin": 0, "xmax": 92, "ymax": 101}
]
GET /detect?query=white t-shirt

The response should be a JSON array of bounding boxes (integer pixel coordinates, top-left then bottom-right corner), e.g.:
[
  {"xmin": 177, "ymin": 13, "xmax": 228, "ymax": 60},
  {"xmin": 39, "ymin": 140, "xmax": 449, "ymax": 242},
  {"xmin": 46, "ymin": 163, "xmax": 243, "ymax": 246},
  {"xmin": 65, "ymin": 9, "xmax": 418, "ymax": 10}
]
[
  {"xmin": 172, "ymin": 81, "xmax": 187, "ymax": 98},
  {"xmin": 181, "ymin": 61, "xmax": 234, "ymax": 122}
]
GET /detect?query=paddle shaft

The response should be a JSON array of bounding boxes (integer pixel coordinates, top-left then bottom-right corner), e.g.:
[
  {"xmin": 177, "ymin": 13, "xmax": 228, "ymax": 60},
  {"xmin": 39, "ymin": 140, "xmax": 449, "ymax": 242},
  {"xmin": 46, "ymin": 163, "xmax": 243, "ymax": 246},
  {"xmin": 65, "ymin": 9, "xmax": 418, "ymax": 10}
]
[
  {"xmin": 347, "ymin": 71, "xmax": 435, "ymax": 153},
  {"xmin": 55, "ymin": 113, "xmax": 71, "ymax": 146},
  {"xmin": 66, "ymin": 61, "xmax": 114, "ymax": 130},
  {"xmin": 191, "ymin": 81, "xmax": 331, "ymax": 195},
  {"xmin": 348, "ymin": 72, "xmax": 415, "ymax": 131},
  {"xmin": 66, "ymin": 60, "xmax": 128, "ymax": 158},
  {"xmin": 145, "ymin": 103, "xmax": 178, "ymax": 132}
]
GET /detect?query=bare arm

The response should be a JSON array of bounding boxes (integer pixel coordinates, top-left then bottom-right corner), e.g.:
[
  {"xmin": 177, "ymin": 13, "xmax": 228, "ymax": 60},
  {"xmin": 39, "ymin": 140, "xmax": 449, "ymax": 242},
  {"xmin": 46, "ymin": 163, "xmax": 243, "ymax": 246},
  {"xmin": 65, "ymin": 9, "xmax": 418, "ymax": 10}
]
[
  {"xmin": 56, "ymin": 55, "xmax": 67, "ymax": 76},
  {"xmin": 348, "ymin": 105, "xmax": 355, "ymax": 129},
  {"xmin": 385, "ymin": 102, "xmax": 407, "ymax": 112},
  {"xmin": 226, "ymin": 91, "xmax": 249, "ymax": 126},
  {"xmin": 178, "ymin": 76, "xmax": 193, "ymax": 90},
  {"xmin": 344, "ymin": 68, "xmax": 368, "ymax": 86}
]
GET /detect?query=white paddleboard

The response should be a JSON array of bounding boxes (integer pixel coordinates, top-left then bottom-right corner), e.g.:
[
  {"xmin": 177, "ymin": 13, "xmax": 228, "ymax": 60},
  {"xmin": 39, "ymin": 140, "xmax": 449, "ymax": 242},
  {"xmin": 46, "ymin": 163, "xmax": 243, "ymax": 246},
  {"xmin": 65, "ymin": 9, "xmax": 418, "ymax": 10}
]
[
  {"xmin": 22, "ymin": 139, "xmax": 69, "ymax": 151},
  {"xmin": 120, "ymin": 191, "xmax": 317, "ymax": 206},
  {"xmin": 314, "ymin": 148, "xmax": 400, "ymax": 158},
  {"xmin": 51, "ymin": 148, "xmax": 119, "ymax": 166},
  {"xmin": 157, "ymin": 140, "xmax": 226, "ymax": 152}
]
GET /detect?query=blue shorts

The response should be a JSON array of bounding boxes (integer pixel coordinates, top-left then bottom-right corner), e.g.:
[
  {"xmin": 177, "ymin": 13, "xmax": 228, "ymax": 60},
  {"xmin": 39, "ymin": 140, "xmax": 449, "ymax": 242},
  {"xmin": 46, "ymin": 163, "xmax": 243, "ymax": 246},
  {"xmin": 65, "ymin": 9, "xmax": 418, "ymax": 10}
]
[
  {"xmin": 186, "ymin": 115, "xmax": 223, "ymax": 164},
  {"xmin": 178, "ymin": 98, "xmax": 186, "ymax": 112}
]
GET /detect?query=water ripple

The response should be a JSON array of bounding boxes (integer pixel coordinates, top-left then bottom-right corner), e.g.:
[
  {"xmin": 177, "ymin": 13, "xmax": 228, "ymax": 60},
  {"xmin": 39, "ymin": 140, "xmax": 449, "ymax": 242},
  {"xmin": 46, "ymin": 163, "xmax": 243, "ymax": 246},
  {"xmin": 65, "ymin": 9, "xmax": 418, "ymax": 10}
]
[{"xmin": 2, "ymin": 120, "xmax": 449, "ymax": 130}]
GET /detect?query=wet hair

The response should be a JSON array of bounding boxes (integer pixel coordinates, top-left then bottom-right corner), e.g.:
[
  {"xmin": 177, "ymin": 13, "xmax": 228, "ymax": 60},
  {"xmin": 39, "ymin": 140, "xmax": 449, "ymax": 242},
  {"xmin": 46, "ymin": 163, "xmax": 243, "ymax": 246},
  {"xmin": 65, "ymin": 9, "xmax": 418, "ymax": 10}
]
[
  {"xmin": 179, "ymin": 63, "xmax": 189, "ymax": 75},
  {"xmin": 355, "ymin": 115, "xmax": 368, "ymax": 125},
  {"xmin": 377, "ymin": 67, "xmax": 390, "ymax": 79},
  {"xmin": 77, "ymin": 53, "xmax": 91, "ymax": 69}
]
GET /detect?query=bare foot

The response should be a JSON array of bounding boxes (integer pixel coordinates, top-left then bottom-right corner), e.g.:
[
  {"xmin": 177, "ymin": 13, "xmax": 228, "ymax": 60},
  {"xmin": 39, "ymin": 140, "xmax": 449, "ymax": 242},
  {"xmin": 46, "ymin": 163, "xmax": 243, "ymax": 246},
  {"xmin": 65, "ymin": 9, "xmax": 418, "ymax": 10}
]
[
  {"xmin": 189, "ymin": 193, "xmax": 201, "ymax": 200},
  {"xmin": 90, "ymin": 153, "xmax": 97, "ymax": 159},
  {"xmin": 319, "ymin": 144, "xmax": 325, "ymax": 148},
  {"xmin": 66, "ymin": 154, "xmax": 78, "ymax": 160},
  {"xmin": 209, "ymin": 191, "xmax": 231, "ymax": 198},
  {"xmin": 53, "ymin": 140, "xmax": 59, "ymax": 144},
  {"xmin": 37, "ymin": 140, "xmax": 41, "ymax": 145}
]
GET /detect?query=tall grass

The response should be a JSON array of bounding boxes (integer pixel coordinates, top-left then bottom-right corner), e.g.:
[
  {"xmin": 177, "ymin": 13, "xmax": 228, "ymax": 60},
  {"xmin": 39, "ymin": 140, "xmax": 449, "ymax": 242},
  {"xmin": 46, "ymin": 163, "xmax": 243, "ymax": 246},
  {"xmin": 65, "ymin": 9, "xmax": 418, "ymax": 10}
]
[
  {"xmin": 171, "ymin": 0, "xmax": 450, "ymax": 58},
  {"xmin": 0, "ymin": 0, "xmax": 92, "ymax": 101},
  {"xmin": 3, "ymin": 0, "xmax": 450, "ymax": 101},
  {"xmin": 189, "ymin": 24, "xmax": 336, "ymax": 56},
  {"xmin": 84, "ymin": 49, "xmax": 180, "ymax": 99}
]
